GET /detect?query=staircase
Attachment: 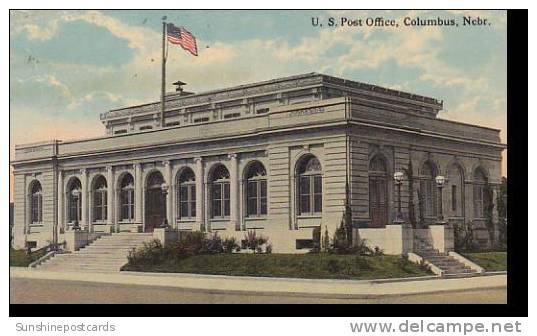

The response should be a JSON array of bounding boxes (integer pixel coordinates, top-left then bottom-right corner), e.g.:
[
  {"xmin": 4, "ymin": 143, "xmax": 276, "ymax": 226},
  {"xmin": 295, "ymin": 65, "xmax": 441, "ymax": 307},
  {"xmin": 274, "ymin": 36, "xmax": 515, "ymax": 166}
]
[
  {"xmin": 37, "ymin": 233, "xmax": 154, "ymax": 273},
  {"xmin": 413, "ymin": 239, "xmax": 478, "ymax": 276}
]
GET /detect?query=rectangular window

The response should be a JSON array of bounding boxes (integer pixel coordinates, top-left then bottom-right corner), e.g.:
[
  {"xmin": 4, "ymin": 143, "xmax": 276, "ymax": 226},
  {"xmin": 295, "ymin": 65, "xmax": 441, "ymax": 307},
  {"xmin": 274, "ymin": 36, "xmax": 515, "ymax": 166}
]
[
  {"xmin": 69, "ymin": 196, "xmax": 79, "ymax": 222},
  {"xmin": 121, "ymin": 190, "xmax": 134, "ymax": 220},
  {"xmin": 114, "ymin": 129, "xmax": 127, "ymax": 134},
  {"xmin": 93, "ymin": 191, "xmax": 107, "ymax": 221},
  {"xmin": 247, "ymin": 181, "xmax": 258, "ymax": 216},
  {"xmin": 299, "ymin": 176, "xmax": 311, "ymax": 214},
  {"xmin": 223, "ymin": 183, "xmax": 230, "ymax": 216},
  {"xmin": 260, "ymin": 180, "xmax": 267, "ymax": 215},
  {"xmin": 190, "ymin": 186, "xmax": 196, "ymax": 217},
  {"xmin": 193, "ymin": 117, "xmax": 209, "ymax": 123},
  {"xmin": 31, "ymin": 194, "xmax": 41, "ymax": 223},
  {"xmin": 474, "ymin": 185, "xmax": 484, "ymax": 218},
  {"xmin": 179, "ymin": 184, "xmax": 196, "ymax": 219},
  {"xmin": 223, "ymin": 112, "xmax": 241, "ymax": 119},
  {"xmin": 256, "ymin": 108, "xmax": 269, "ymax": 114},
  {"xmin": 313, "ymin": 175, "xmax": 322, "ymax": 213},
  {"xmin": 211, "ymin": 183, "xmax": 227, "ymax": 218}
]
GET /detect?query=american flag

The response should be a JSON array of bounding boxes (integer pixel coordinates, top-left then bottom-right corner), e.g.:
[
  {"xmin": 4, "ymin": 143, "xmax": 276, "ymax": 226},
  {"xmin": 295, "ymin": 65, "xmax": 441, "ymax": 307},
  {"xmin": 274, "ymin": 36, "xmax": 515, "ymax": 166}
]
[{"xmin": 167, "ymin": 23, "xmax": 198, "ymax": 56}]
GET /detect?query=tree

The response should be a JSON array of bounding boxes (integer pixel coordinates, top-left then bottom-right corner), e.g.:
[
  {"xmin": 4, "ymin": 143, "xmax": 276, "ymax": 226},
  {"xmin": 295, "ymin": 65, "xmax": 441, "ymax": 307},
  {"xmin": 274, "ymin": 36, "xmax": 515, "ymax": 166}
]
[
  {"xmin": 483, "ymin": 182, "xmax": 496, "ymax": 248},
  {"xmin": 402, "ymin": 158, "xmax": 417, "ymax": 227},
  {"xmin": 332, "ymin": 183, "xmax": 353, "ymax": 253},
  {"xmin": 497, "ymin": 177, "xmax": 507, "ymax": 248}
]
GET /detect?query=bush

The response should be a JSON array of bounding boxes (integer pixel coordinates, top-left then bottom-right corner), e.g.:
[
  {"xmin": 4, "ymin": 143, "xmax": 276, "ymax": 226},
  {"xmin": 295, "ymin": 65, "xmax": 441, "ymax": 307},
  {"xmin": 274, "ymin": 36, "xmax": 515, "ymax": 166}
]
[
  {"xmin": 242, "ymin": 230, "xmax": 269, "ymax": 253},
  {"xmin": 127, "ymin": 239, "xmax": 165, "ymax": 265},
  {"xmin": 202, "ymin": 233, "xmax": 223, "ymax": 254},
  {"xmin": 454, "ymin": 221, "xmax": 480, "ymax": 252},
  {"xmin": 222, "ymin": 237, "xmax": 239, "ymax": 253}
]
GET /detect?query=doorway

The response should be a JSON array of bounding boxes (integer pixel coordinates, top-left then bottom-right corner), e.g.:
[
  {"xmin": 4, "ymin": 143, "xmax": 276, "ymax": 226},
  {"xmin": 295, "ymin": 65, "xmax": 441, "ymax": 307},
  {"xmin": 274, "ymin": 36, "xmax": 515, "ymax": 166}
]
[{"xmin": 145, "ymin": 171, "xmax": 166, "ymax": 232}]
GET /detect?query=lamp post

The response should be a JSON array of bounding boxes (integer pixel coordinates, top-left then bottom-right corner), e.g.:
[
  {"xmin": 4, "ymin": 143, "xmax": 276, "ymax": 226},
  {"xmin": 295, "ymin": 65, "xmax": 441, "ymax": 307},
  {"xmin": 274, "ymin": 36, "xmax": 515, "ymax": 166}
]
[
  {"xmin": 161, "ymin": 183, "xmax": 169, "ymax": 228},
  {"xmin": 393, "ymin": 171, "xmax": 404, "ymax": 224},
  {"xmin": 435, "ymin": 175, "xmax": 446, "ymax": 224},
  {"xmin": 71, "ymin": 188, "xmax": 81, "ymax": 231}
]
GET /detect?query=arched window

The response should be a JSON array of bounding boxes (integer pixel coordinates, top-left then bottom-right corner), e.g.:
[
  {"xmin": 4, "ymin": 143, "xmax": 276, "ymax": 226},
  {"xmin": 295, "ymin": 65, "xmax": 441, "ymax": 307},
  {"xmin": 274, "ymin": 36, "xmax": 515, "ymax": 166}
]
[
  {"xmin": 210, "ymin": 165, "xmax": 230, "ymax": 218},
  {"xmin": 67, "ymin": 178, "xmax": 82, "ymax": 223},
  {"xmin": 120, "ymin": 174, "xmax": 135, "ymax": 221},
  {"xmin": 245, "ymin": 161, "xmax": 267, "ymax": 217},
  {"xmin": 30, "ymin": 181, "xmax": 42, "ymax": 224},
  {"xmin": 369, "ymin": 155, "xmax": 388, "ymax": 228},
  {"xmin": 177, "ymin": 168, "xmax": 196, "ymax": 219},
  {"xmin": 92, "ymin": 175, "xmax": 107, "ymax": 222},
  {"xmin": 447, "ymin": 164, "xmax": 464, "ymax": 217},
  {"xmin": 473, "ymin": 168, "xmax": 488, "ymax": 218},
  {"xmin": 420, "ymin": 161, "xmax": 437, "ymax": 218},
  {"xmin": 297, "ymin": 156, "xmax": 322, "ymax": 215}
]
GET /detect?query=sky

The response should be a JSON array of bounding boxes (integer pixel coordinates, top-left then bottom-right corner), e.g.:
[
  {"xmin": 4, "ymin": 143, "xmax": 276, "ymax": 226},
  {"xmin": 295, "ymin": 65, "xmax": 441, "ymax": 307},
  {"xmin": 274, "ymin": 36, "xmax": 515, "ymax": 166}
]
[{"xmin": 9, "ymin": 10, "xmax": 507, "ymax": 201}]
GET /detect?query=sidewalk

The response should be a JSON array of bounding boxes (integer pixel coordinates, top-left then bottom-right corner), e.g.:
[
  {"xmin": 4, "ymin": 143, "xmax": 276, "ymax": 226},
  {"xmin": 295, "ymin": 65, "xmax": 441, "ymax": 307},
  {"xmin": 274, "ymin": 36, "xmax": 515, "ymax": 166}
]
[{"xmin": 10, "ymin": 267, "xmax": 506, "ymax": 298}]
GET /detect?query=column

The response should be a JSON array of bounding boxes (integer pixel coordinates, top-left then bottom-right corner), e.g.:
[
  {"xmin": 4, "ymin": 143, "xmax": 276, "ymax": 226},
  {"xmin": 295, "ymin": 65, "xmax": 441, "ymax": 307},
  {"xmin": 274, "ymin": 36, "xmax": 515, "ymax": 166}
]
[
  {"xmin": 194, "ymin": 157, "xmax": 205, "ymax": 231},
  {"xmin": 107, "ymin": 166, "xmax": 114, "ymax": 230},
  {"xmin": 228, "ymin": 153, "xmax": 239, "ymax": 231},
  {"xmin": 135, "ymin": 163, "xmax": 143, "ymax": 227},
  {"xmin": 57, "ymin": 170, "xmax": 64, "ymax": 232},
  {"xmin": 80, "ymin": 168, "xmax": 88, "ymax": 230},
  {"xmin": 164, "ymin": 161, "xmax": 173, "ymax": 227}
]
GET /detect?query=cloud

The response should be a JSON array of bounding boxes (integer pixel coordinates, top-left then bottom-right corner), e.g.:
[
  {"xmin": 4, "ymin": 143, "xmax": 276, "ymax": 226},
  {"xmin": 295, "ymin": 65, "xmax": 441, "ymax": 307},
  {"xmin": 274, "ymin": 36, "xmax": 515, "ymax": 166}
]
[{"xmin": 10, "ymin": 9, "xmax": 507, "ymax": 184}]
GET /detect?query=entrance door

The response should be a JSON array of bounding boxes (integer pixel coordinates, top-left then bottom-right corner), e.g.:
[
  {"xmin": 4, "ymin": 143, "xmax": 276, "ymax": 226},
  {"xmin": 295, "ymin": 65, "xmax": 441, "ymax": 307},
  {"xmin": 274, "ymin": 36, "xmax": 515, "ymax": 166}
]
[
  {"xmin": 369, "ymin": 176, "xmax": 388, "ymax": 228},
  {"xmin": 145, "ymin": 172, "xmax": 166, "ymax": 232}
]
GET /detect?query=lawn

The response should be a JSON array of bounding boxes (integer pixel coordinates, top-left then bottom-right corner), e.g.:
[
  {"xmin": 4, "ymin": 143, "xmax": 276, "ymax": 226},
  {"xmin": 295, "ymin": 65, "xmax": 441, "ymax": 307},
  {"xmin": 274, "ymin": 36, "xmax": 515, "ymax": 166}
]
[
  {"xmin": 10, "ymin": 248, "xmax": 47, "ymax": 267},
  {"xmin": 462, "ymin": 251, "xmax": 507, "ymax": 271},
  {"xmin": 122, "ymin": 253, "xmax": 432, "ymax": 280}
]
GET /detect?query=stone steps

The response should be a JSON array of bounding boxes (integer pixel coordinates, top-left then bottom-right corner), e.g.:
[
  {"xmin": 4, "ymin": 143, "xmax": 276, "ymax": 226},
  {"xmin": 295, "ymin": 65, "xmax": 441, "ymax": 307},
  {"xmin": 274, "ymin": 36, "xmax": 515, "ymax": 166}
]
[
  {"xmin": 413, "ymin": 237, "xmax": 479, "ymax": 276},
  {"xmin": 36, "ymin": 233, "xmax": 153, "ymax": 272},
  {"xmin": 414, "ymin": 251, "xmax": 477, "ymax": 275}
]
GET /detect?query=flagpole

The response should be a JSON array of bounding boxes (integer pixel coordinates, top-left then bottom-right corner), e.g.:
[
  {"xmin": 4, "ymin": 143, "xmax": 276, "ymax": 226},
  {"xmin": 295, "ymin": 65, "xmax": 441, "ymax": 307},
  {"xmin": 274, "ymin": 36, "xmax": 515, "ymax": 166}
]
[{"xmin": 161, "ymin": 21, "xmax": 166, "ymax": 128}]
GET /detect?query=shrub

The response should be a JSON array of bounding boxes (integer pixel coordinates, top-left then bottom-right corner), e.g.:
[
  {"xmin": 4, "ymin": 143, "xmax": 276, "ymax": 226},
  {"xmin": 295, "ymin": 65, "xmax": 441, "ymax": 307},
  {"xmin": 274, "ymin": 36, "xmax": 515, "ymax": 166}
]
[
  {"xmin": 243, "ymin": 230, "xmax": 269, "ymax": 253},
  {"xmin": 454, "ymin": 221, "xmax": 479, "ymax": 252},
  {"xmin": 222, "ymin": 237, "xmax": 239, "ymax": 254},
  {"xmin": 174, "ymin": 231, "xmax": 206, "ymax": 255},
  {"xmin": 127, "ymin": 239, "xmax": 164, "ymax": 265},
  {"xmin": 202, "ymin": 233, "xmax": 223, "ymax": 254}
]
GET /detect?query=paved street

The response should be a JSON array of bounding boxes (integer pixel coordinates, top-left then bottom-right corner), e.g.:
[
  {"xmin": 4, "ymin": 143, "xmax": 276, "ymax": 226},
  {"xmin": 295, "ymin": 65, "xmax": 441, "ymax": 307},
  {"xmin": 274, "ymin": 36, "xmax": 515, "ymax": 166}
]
[{"xmin": 10, "ymin": 277, "xmax": 506, "ymax": 304}]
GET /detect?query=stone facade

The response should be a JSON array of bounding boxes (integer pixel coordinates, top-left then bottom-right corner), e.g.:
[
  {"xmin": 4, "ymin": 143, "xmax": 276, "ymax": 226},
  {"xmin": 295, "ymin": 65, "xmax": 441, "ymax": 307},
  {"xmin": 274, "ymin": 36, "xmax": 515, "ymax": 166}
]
[{"xmin": 11, "ymin": 73, "xmax": 505, "ymax": 253}]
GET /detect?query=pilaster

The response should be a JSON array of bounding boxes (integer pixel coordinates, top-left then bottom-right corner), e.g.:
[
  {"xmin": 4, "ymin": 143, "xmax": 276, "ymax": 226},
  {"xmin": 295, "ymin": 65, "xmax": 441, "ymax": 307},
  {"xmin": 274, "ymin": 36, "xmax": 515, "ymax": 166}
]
[
  {"xmin": 194, "ymin": 157, "xmax": 205, "ymax": 231},
  {"xmin": 228, "ymin": 153, "xmax": 239, "ymax": 231},
  {"xmin": 107, "ymin": 166, "xmax": 114, "ymax": 228}
]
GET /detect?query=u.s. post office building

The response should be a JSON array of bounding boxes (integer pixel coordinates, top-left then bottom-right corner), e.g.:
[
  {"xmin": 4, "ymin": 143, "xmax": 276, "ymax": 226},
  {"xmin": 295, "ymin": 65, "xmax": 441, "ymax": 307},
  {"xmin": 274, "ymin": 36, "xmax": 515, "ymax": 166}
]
[{"xmin": 11, "ymin": 73, "xmax": 505, "ymax": 254}]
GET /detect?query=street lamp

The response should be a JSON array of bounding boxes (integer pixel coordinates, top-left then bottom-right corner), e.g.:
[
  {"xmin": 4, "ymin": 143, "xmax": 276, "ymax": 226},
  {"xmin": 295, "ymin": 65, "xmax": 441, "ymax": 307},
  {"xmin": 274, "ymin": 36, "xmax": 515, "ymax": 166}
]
[
  {"xmin": 161, "ymin": 183, "xmax": 169, "ymax": 228},
  {"xmin": 393, "ymin": 171, "xmax": 404, "ymax": 224},
  {"xmin": 435, "ymin": 175, "xmax": 446, "ymax": 223},
  {"xmin": 71, "ymin": 188, "xmax": 81, "ymax": 230}
]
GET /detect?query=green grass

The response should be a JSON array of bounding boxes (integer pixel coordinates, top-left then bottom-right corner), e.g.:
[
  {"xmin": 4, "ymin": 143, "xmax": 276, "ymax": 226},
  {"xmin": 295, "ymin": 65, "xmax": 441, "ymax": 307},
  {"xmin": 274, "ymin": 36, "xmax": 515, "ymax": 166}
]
[
  {"xmin": 462, "ymin": 251, "xmax": 507, "ymax": 271},
  {"xmin": 122, "ymin": 253, "xmax": 432, "ymax": 280},
  {"xmin": 10, "ymin": 248, "xmax": 47, "ymax": 267}
]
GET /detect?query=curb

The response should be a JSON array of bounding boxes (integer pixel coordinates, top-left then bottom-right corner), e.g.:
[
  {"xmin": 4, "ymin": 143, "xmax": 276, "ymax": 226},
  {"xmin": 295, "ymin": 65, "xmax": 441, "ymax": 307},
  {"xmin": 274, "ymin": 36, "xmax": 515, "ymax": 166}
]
[{"xmin": 10, "ymin": 268, "xmax": 507, "ymax": 298}]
